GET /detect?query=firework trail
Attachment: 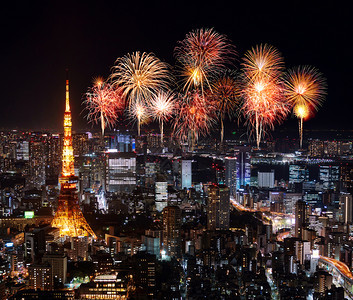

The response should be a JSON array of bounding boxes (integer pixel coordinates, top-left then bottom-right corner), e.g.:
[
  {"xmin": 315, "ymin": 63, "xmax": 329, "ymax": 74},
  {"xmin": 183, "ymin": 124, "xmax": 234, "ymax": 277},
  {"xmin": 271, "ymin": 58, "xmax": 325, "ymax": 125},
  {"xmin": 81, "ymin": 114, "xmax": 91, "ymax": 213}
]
[
  {"xmin": 175, "ymin": 28, "xmax": 236, "ymax": 95},
  {"xmin": 149, "ymin": 91, "xmax": 176, "ymax": 143},
  {"xmin": 284, "ymin": 65, "xmax": 326, "ymax": 148},
  {"xmin": 110, "ymin": 51, "xmax": 170, "ymax": 108},
  {"xmin": 210, "ymin": 72, "xmax": 239, "ymax": 143},
  {"xmin": 173, "ymin": 91, "xmax": 217, "ymax": 150},
  {"xmin": 84, "ymin": 79, "xmax": 125, "ymax": 136},
  {"xmin": 240, "ymin": 44, "xmax": 290, "ymax": 148}
]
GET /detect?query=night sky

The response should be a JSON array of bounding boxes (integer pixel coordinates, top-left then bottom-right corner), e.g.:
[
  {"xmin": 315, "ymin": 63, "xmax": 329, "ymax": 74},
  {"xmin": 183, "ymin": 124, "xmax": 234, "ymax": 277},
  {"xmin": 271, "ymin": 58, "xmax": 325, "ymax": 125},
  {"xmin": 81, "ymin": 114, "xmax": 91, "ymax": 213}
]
[{"xmin": 0, "ymin": 1, "xmax": 351, "ymax": 133}]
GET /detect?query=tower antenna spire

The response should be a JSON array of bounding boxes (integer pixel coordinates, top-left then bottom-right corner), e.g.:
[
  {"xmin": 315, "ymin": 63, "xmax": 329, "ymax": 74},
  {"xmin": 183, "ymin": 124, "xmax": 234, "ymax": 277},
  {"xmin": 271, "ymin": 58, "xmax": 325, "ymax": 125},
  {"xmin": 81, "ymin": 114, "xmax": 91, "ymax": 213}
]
[{"xmin": 65, "ymin": 68, "xmax": 70, "ymax": 112}]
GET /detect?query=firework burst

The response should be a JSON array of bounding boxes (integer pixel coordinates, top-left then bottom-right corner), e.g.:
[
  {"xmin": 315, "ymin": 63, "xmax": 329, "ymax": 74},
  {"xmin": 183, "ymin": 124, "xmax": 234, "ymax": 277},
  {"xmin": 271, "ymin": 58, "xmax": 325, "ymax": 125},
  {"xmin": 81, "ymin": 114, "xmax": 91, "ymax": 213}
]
[
  {"xmin": 210, "ymin": 72, "xmax": 239, "ymax": 143},
  {"xmin": 150, "ymin": 91, "xmax": 176, "ymax": 143},
  {"xmin": 175, "ymin": 28, "xmax": 236, "ymax": 94},
  {"xmin": 241, "ymin": 44, "xmax": 284, "ymax": 82},
  {"xmin": 128, "ymin": 101, "xmax": 150, "ymax": 136},
  {"xmin": 84, "ymin": 79, "xmax": 125, "ymax": 136},
  {"xmin": 110, "ymin": 51, "xmax": 170, "ymax": 107},
  {"xmin": 173, "ymin": 91, "xmax": 217, "ymax": 150},
  {"xmin": 284, "ymin": 66, "xmax": 326, "ymax": 148}
]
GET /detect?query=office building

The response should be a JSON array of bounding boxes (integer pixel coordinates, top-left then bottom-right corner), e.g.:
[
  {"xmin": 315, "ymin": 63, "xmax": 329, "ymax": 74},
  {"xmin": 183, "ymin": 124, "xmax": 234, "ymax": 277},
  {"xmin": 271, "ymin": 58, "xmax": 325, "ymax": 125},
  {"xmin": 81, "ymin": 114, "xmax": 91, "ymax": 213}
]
[
  {"xmin": 105, "ymin": 151, "xmax": 136, "ymax": 192},
  {"xmin": 258, "ymin": 170, "xmax": 275, "ymax": 188},
  {"xmin": 289, "ymin": 165, "xmax": 309, "ymax": 184},
  {"xmin": 155, "ymin": 181, "xmax": 168, "ymax": 212},
  {"xmin": 181, "ymin": 160, "xmax": 192, "ymax": 189},
  {"xmin": 162, "ymin": 206, "xmax": 181, "ymax": 258},
  {"xmin": 42, "ymin": 253, "xmax": 67, "ymax": 285},
  {"xmin": 28, "ymin": 264, "xmax": 52, "ymax": 290},
  {"xmin": 295, "ymin": 200, "xmax": 308, "ymax": 239},
  {"xmin": 207, "ymin": 184, "xmax": 230, "ymax": 231},
  {"xmin": 319, "ymin": 165, "xmax": 339, "ymax": 190},
  {"xmin": 235, "ymin": 148, "xmax": 251, "ymax": 190},
  {"xmin": 225, "ymin": 157, "xmax": 237, "ymax": 196},
  {"xmin": 340, "ymin": 193, "xmax": 353, "ymax": 224}
]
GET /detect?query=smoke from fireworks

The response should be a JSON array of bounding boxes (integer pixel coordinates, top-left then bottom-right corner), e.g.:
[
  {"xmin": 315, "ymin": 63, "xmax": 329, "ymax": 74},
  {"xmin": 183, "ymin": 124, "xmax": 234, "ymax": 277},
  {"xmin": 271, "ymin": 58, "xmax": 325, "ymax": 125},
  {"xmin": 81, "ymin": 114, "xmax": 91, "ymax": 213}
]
[
  {"xmin": 240, "ymin": 44, "xmax": 290, "ymax": 148},
  {"xmin": 173, "ymin": 92, "xmax": 217, "ymax": 149},
  {"xmin": 84, "ymin": 79, "xmax": 125, "ymax": 136},
  {"xmin": 110, "ymin": 51, "xmax": 170, "ymax": 107},
  {"xmin": 284, "ymin": 66, "xmax": 326, "ymax": 148},
  {"xmin": 211, "ymin": 73, "xmax": 239, "ymax": 143},
  {"xmin": 150, "ymin": 91, "xmax": 176, "ymax": 143},
  {"xmin": 175, "ymin": 28, "xmax": 236, "ymax": 94}
]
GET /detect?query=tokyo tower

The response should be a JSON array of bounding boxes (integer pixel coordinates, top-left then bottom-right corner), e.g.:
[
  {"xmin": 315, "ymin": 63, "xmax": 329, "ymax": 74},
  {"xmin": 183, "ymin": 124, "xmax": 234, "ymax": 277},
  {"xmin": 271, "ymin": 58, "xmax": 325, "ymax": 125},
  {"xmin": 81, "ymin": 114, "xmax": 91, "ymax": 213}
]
[{"xmin": 51, "ymin": 76, "xmax": 96, "ymax": 239}]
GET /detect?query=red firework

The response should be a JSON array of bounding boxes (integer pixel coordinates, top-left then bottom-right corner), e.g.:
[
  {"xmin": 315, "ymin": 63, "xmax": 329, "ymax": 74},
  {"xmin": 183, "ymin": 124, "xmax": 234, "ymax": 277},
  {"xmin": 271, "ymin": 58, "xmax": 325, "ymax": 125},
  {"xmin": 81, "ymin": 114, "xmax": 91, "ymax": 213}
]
[
  {"xmin": 175, "ymin": 28, "xmax": 236, "ymax": 93},
  {"xmin": 173, "ymin": 91, "xmax": 217, "ymax": 147},
  {"xmin": 84, "ymin": 80, "xmax": 125, "ymax": 136}
]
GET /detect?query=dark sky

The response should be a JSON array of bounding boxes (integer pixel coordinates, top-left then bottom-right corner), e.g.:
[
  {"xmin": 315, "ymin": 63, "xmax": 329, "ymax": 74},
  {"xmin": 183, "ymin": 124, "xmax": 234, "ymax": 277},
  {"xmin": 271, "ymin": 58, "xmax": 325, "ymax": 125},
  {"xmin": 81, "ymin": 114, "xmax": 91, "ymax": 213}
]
[{"xmin": 0, "ymin": 1, "xmax": 351, "ymax": 132}]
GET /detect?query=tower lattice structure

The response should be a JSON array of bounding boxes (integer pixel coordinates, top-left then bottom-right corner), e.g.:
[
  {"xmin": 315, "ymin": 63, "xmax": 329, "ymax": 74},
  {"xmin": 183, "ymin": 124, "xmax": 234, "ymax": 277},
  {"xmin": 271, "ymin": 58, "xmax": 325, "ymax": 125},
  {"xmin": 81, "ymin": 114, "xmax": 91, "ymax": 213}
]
[{"xmin": 51, "ymin": 78, "xmax": 96, "ymax": 239}]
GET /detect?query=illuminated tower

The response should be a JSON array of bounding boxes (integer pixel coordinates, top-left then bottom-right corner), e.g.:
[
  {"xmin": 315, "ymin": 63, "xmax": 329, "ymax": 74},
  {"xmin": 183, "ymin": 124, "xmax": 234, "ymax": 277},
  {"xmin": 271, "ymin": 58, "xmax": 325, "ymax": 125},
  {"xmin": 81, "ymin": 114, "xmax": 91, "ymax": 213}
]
[{"xmin": 51, "ymin": 77, "xmax": 96, "ymax": 238}]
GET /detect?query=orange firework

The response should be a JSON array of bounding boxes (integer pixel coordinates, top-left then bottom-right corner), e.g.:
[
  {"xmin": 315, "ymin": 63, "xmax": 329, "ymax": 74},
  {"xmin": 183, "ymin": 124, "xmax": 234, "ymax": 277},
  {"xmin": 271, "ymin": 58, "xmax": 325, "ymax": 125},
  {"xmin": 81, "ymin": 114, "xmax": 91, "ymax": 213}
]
[
  {"xmin": 150, "ymin": 91, "xmax": 176, "ymax": 143},
  {"xmin": 173, "ymin": 91, "xmax": 217, "ymax": 150},
  {"xmin": 110, "ymin": 51, "xmax": 170, "ymax": 107},
  {"xmin": 240, "ymin": 44, "xmax": 290, "ymax": 148},
  {"xmin": 84, "ymin": 79, "xmax": 125, "ymax": 136},
  {"xmin": 175, "ymin": 28, "xmax": 236, "ymax": 94},
  {"xmin": 284, "ymin": 66, "xmax": 326, "ymax": 148},
  {"xmin": 210, "ymin": 72, "xmax": 239, "ymax": 143},
  {"xmin": 241, "ymin": 44, "xmax": 284, "ymax": 82}
]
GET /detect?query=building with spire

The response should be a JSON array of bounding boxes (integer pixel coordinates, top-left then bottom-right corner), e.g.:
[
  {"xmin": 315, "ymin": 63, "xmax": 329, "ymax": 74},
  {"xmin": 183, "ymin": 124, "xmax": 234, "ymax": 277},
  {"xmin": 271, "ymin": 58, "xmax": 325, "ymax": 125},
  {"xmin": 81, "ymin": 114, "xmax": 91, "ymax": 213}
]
[{"xmin": 51, "ymin": 76, "xmax": 96, "ymax": 238}]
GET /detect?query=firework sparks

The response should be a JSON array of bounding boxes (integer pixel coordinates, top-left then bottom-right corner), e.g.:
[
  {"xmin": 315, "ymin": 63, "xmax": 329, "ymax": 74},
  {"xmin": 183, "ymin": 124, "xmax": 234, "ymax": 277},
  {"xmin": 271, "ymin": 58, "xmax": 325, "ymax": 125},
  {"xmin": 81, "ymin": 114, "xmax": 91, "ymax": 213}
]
[
  {"xmin": 84, "ymin": 79, "xmax": 124, "ymax": 136},
  {"xmin": 150, "ymin": 91, "xmax": 176, "ymax": 143},
  {"xmin": 240, "ymin": 44, "xmax": 290, "ymax": 148},
  {"xmin": 110, "ymin": 51, "xmax": 170, "ymax": 108},
  {"xmin": 173, "ymin": 91, "xmax": 217, "ymax": 150},
  {"xmin": 241, "ymin": 44, "xmax": 284, "ymax": 82},
  {"xmin": 128, "ymin": 101, "xmax": 150, "ymax": 136},
  {"xmin": 210, "ymin": 72, "xmax": 239, "ymax": 143},
  {"xmin": 175, "ymin": 28, "xmax": 236, "ymax": 94},
  {"xmin": 284, "ymin": 65, "xmax": 326, "ymax": 148}
]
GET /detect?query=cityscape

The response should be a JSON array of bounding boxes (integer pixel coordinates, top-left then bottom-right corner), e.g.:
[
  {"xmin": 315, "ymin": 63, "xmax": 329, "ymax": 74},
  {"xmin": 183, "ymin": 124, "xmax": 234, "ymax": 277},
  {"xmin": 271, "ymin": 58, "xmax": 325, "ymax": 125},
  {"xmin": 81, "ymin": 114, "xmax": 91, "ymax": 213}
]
[{"xmin": 1, "ymin": 2, "xmax": 352, "ymax": 300}]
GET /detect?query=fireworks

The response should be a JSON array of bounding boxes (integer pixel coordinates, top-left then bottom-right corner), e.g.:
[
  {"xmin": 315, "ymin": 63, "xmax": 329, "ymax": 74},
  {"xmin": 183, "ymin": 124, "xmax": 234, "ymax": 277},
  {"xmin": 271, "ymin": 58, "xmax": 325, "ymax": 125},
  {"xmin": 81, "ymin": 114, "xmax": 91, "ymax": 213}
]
[
  {"xmin": 128, "ymin": 101, "xmax": 150, "ymax": 136},
  {"xmin": 241, "ymin": 44, "xmax": 284, "ymax": 82},
  {"xmin": 211, "ymin": 73, "xmax": 239, "ymax": 143},
  {"xmin": 173, "ymin": 92, "xmax": 217, "ymax": 150},
  {"xmin": 175, "ymin": 28, "xmax": 236, "ymax": 94},
  {"xmin": 110, "ymin": 51, "xmax": 170, "ymax": 107},
  {"xmin": 284, "ymin": 66, "xmax": 326, "ymax": 148},
  {"xmin": 240, "ymin": 44, "xmax": 290, "ymax": 148},
  {"xmin": 150, "ymin": 91, "xmax": 176, "ymax": 143},
  {"xmin": 84, "ymin": 79, "xmax": 125, "ymax": 136}
]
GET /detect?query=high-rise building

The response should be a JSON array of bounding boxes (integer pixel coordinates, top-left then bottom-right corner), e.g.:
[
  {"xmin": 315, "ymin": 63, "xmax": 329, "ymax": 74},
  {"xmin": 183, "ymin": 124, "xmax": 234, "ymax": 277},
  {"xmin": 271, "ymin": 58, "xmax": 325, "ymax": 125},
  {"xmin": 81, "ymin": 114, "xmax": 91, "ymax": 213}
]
[
  {"xmin": 295, "ymin": 200, "xmax": 308, "ymax": 239},
  {"xmin": 162, "ymin": 206, "xmax": 181, "ymax": 258},
  {"xmin": 16, "ymin": 140, "xmax": 29, "ymax": 161},
  {"xmin": 155, "ymin": 181, "xmax": 168, "ymax": 212},
  {"xmin": 105, "ymin": 151, "xmax": 136, "ymax": 193},
  {"xmin": 207, "ymin": 184, "xmax": 230, "ymax": 231},
  {"xmin": 28, "ymin": 141, "xmax": 46, "ymax": 189},
  {"xmin": 109, "ymin": 132, "xmax": 135, "ymax": 152},
  {"xmin": 235, "ymin": 148, "xmax": 251, "ymax": 190},
  {"xmin": 258, "ymin": 170, "xmax": 275, "ymax": 188},
  {"xmin": 289, "ymin": 165, "xmax": 309, "ymax": 184},
  {"xmin": 225, "ymin": 157, "xmax": 237, "ymax": 196},
  {"xmin": 51, "ymin": 77, "xmax": 96, "ymax": 238},
  {"xmin": 340, "ymin": 193, "xmax": 353, "ymax": 224},
  {"xmin": 309, "ymin": 140, "xmax": 324, "ymax": 157},
  {"xmin": 42, "ymin": 253, "xmax": 67, "ymax": 285},
  {"xmin": 319, "ymin": 165, "xmax": 339, "ymax": 190},
  {"xmin": 28, "ymin": 264, "xmax": 52, "ymax": 290},
  {"xmin": 181, "ymin": 160, "xmax": 192, "ymax": 189}
]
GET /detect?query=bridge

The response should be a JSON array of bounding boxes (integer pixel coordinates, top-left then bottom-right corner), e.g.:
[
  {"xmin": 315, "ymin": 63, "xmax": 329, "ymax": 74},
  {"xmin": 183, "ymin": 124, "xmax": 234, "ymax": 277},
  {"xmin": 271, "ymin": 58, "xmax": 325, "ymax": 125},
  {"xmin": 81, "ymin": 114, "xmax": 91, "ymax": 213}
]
[{"xmin": 319, "ymin": 255, "xmax": 353, "ymax": 298}]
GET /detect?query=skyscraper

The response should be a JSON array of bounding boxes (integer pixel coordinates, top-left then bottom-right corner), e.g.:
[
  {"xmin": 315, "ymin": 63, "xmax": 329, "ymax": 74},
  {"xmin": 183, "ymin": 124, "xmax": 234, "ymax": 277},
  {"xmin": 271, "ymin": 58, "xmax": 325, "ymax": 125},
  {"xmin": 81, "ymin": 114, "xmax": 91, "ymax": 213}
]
[
  {"xmin": 235, "ymin": 148, "xmax": 251, "ymax": 190},
  {"xmin": 181, "ymin": 160, "xmax": 192, "ymax": 189},
  {"xmin": 207, "ymin": 184, "xmax": 230, "ymax": 231},
  {"xmin": 225, "ymin": 157, "xmax": 237, "ymax": 196},
  {"xmin": 295, "ymin": 200, "xmax": 308, "ymax": 239},
  {"xmin": 162, "ymin": 206, "xmax": 181, "ymax": 258},
  {"xmin": 155, "ymin": 181, "xmax": 168, "ymax": 212},
  {"xmin": 289, "ymin": 165, "xmax": 309, "ymax": 184},
  {"xmin": 51, "ymin": 76, "xmax": 96, "ymax": 238},
  {"xmin": 340, "ymin": 193, "xmax": 353, "ymax": 224}
]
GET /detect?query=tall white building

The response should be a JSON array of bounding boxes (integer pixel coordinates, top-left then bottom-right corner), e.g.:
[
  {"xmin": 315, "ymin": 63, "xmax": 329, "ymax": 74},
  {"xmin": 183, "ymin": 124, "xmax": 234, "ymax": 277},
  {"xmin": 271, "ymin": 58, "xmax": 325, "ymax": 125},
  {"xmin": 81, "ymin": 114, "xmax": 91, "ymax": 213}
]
[
  {"xmin": 258, "ymin": 170, "xmax": 275, "ymax": 188},
  {"xmin": 155, "ymin": 181, "xmax": 168, "ymax": 212},
  {"xmin": 105, "ymin": 151, "xmax": 136, "ymax": 192},
  {"xmin": 225, "ymin": 157, "xmax": 237, "ymax": 196},
  {"xmin": 340, "ymin": 193, "xmax": 353, "ymax": 223},
  {"xmin": 181, "ymin": 160, "xmax": 192, "ymax": 189}
]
